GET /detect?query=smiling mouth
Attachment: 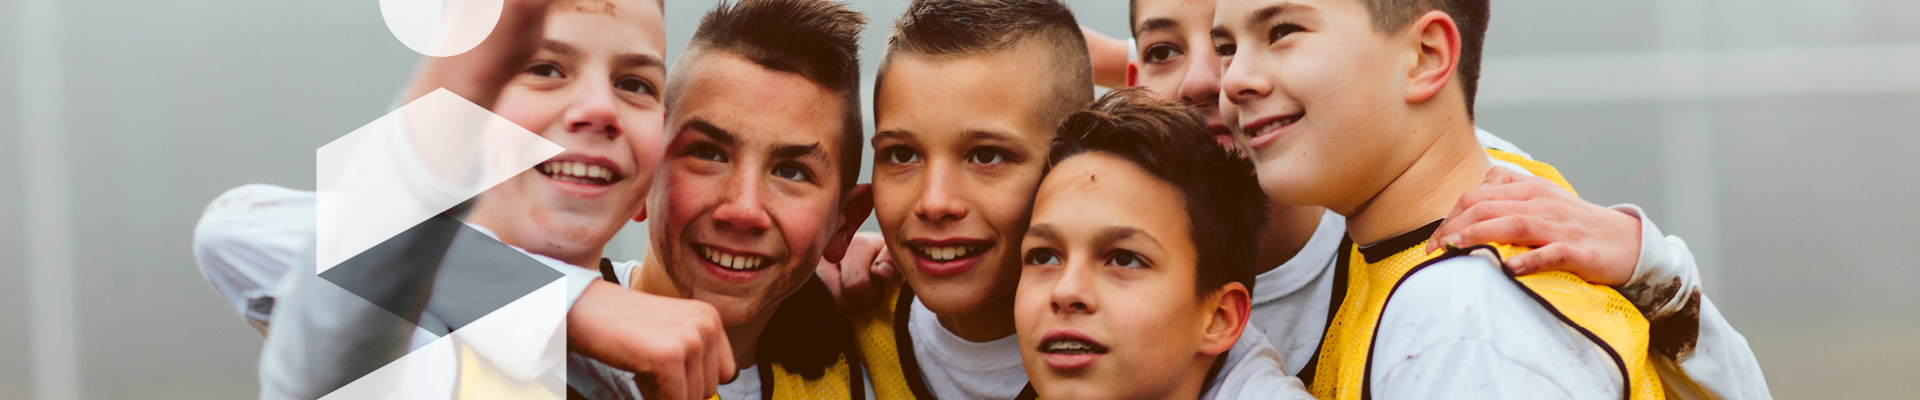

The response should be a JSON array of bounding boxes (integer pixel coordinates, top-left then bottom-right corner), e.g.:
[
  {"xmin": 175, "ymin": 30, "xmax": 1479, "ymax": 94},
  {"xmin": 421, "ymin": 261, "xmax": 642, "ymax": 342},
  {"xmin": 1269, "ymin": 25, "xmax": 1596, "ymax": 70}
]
[
  {"xmin": 1244, "ymin": 112, "xmax": 1305, "ymax": 140},
  {"xmin": 1039, "ymin": 337, "xmax": 1110, "ymax": 355},
  {"xmin": 697, "ymin": 245, "xmax": 773, "ymax": 271},
  {"xmin": 910, "ymin": 244, "xmax": 989, "ymax": 262},
  {"xmin": 537, "ymin": 161, "xmax": 623, "ymax": 186}
]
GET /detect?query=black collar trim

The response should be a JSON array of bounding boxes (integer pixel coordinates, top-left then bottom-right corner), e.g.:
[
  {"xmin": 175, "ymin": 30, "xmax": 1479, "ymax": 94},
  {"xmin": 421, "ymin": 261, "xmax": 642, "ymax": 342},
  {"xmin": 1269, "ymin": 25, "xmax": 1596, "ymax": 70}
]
[{"xmin": 1357, "ymin": 220, "xmax": 1444, "ymax": 264}]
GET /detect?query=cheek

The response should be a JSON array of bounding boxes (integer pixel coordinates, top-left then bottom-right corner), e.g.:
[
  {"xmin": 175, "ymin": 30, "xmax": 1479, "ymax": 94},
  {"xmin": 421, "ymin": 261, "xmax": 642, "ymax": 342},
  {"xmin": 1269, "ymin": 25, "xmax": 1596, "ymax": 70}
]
[
  {"xmin": 663, "ymin": 168, "xmax": 717, "ymax": 230},
  {"xmin": 777, "ymin": 199, "xmax": 836, "ymax": 258},
  {"xmin": 980, "ymin": 169, "xmax": 1044, "ymax": 235},
  {"xmin": 622, "ymin": 114, "xmax": 666, "ymax": 185},
  {"xmin": 872, "ymin": 180, "xmax": 913, "ymax": 228},
  {"xmin": 494, "ymin": 90, "xmax": 567, "ymax": 134}
]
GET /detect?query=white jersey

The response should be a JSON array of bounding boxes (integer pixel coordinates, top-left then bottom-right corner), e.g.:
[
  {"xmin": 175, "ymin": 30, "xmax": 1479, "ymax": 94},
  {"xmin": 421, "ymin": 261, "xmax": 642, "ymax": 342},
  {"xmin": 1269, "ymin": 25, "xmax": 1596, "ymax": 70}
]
[{"xmin": 1243, "ymin": 128, "xmax": 1770, "ymax": 398}]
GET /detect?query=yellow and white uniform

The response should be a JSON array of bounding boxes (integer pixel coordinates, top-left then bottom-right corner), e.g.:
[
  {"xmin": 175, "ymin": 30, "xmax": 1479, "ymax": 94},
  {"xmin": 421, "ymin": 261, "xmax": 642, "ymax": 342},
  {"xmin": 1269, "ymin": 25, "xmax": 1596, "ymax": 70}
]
[
  {"xmin": 1299, "ymin": 151, "xmax": 1666, "ymax": 400},
  {"xmin": 851, "ymin": 281, "xmax": 1038, "ymax": 400}
]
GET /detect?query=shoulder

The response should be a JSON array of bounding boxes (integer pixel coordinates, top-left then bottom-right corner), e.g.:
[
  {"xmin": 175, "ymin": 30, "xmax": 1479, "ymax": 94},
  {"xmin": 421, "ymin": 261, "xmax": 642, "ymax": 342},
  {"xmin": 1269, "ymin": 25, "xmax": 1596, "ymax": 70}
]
[
  {"xmin": 193, "ymin": 184, "xmax": 318, "ymax": 318},
  {"xmin": 1204, "ymin": 328, "xmax": 1315, "ymax": 400},
  {"xmin": 1380, "ymin": 251, "xmax": 1571, "ymax": 347}
]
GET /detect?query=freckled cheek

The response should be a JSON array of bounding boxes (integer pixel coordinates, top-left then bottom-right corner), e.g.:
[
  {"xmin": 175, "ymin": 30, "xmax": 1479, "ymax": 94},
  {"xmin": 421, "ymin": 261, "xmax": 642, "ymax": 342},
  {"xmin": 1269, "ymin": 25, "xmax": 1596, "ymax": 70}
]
[{"xmin": 662, "ymin": 168, "xmax": 720, "ymax": 234}]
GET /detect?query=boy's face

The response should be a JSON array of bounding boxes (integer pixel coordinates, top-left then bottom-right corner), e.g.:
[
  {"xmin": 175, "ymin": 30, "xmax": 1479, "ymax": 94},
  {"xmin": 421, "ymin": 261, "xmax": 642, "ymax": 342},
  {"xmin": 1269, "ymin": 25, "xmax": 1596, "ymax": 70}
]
[
  {"xmin": 480, "ymin": 1, "xmax": 666, "ymax": 264},
  {"xmin": 1214, "ymin": 0, "xmax": 1421, "ymax": 210},
  {"xmin": 1017, "ymin": 152, "xmax": 1217, "ymax": 400},
  {"xmin": 1132, "ymin": 0, "xmax": 1233, "ymax": 147},
  {"xmin": 651, "ymin": 53, "xmax": 851, "ymax": 326},
  {"xmin": 871, "ymin": 47, "xmax": 1057, "ymax": 319}
]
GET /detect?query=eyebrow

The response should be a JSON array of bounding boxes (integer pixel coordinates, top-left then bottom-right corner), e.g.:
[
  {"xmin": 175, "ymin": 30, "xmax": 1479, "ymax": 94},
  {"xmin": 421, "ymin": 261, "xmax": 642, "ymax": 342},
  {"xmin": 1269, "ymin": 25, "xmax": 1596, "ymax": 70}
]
[
  {"xmin": 965, "ymin": 129, "xmax": 1025, "ymax": 144},
  {"xmin": 614, "ymin": 53, "xmax": 666, "ymax": 70},
  {"xmin": 1135, "ymin": 17, "xmax": 1179, "ymax": 36},
  {"xmin": 1027, "ymin": 224, "xmax": 1061, "ymax": 241},
  {"xmin": 684, "ymin": 119, "xmax": 736, "ymax": 146},
  {"xmin": 872, "ymin": 130, "xmax": 911, "ymax": 145},
  {"xmin": 688, "ymin": 118, "xmax": 828, "ymax": 163},
  {"xmin": 540, "ymin": 40, "xmax": 581, "ymax": 57},
  {"xmin": 1214, "ymin": 3, "xmax": 1318, "ymax": 40},
  {"xmin": 1094, "ymin": 226, "xmax": 1163, "ymax": 251},
  {"xmin": 773, "ymin": 143, "xmax": 824, "ymax": 162}
]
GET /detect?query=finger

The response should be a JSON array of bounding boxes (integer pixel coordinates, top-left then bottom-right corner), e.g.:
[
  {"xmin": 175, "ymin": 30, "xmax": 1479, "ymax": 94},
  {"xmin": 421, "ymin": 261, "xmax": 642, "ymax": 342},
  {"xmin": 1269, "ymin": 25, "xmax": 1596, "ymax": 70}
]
[
  {"xmin": 684, "ymin": 344, "xmax": 705, "ymax": 400},
  {"xmin": 712, "ymin": 315, "xmax": 736, "ymax": 385},
  {"xmin": 651, "ymin": 355, "xmax": 687, "ymax": 400},
  {"xmin": 689, "ymin": 337, "xmax": 713, "ymax": 400},
  {"xmin": 1482, "ymin": 164, "xmax": 1531, "ymax": 187},
  {"xmin": 1506, "ymin": 242, "xmax": 1574, "ymax": 278},
  {"xmin": 1439, "ymin": 214, "xmax": 1558, "ymax": 250},
  {"xmin": 1433, "ymin": 200, "xmax": 1543, "ymax": 251},
  {"xmin": 872, "ymin": 246, "xmax": 897, "ymax": 280},
  {"xmin": 815, "ymin": 259, "xmax": 844, "ymax": 300}
]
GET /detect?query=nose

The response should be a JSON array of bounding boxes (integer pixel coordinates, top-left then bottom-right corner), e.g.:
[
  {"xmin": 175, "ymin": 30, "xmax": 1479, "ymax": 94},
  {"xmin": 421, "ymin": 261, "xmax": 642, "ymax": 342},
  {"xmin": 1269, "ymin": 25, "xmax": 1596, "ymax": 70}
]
[
  {"xmin": 1048, "ymin": 257, "xmax": 1097, "ymax": 315},
  {"xmin": 1220, "ymin": 52, "xmax": 1271, "ymax": 107},
  {"xmin": 564, "ymin": 81, "xmax": 622, "ymax": 140},
  {"xmin": 912, "ymin": 163, "xmax": 968, "ymax": 224},
  {"xmin": 711, "ymin": 169, "xmax": 771, "ymax": 234},
  {"xmin": 1179, "ymin": 48, "xmax": 1223, "ymax": 108}
]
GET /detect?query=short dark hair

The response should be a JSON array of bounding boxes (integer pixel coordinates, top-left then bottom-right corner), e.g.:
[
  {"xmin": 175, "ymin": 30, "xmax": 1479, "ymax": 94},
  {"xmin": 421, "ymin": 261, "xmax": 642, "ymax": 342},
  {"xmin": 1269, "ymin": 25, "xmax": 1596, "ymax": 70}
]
[
  {"xmin": 673, "ymin": 0, "xmax": 868, "ymax": 194},
  {"xmin": 1046, "ymin": 88, "xmax": 1268, "ymax": 297},
  {"xmin": 1365, "ymin": 0, "xmax": 1490, "ymax": 118},
  {"xmin": 1129, "ymin": 0, "xmax": 1490, "ymax": 118},
  {"xmin": 877, "ymin": 0, "xmax": 1094, "ymax": 127}
]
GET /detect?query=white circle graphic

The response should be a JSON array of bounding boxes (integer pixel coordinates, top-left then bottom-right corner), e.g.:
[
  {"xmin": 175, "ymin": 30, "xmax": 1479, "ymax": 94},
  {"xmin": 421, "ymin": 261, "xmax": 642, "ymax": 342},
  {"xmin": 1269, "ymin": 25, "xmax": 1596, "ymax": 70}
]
[{"xmin": 380, "ymin": 0, "xmax": 504, "ymax": 57}]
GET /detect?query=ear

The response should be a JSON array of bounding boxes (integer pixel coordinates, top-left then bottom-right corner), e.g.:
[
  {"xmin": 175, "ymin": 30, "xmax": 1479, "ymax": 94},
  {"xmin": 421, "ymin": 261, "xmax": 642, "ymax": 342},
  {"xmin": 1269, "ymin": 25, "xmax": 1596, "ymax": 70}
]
[
  {"xmin": 823, "ymin": 183, "xmax": 874, "ymax": 263},
  {"xmin": 1405, "ymin": 10, "xmax": 1461, "ymax": 104},
  {"xmin": 631, "ymin": 205, "xmax": 647, "ymax": 223},
  {"xmin": 1200, "ymin": 282, "xmax": 1251, "ymax": 356},
  {"xmin": 1125, "ymin": 61, "xmax": 1141, "ymax": 87}
]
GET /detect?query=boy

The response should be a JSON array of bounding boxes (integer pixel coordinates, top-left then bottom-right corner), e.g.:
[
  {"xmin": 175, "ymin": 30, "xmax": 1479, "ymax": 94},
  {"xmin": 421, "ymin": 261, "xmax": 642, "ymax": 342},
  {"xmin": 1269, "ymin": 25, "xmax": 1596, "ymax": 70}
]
[
  {"xmin": 1016, "ymin": 89, "xmax": 1312, "ymax": 400},
  {"xmin": 1104, "ymin": 4, "xmax": 1767, "ymax": 400},
  {"xmin": 195, "ymin": 1, "xmax": 742, "ymax": 398},
  {"xmin": 849, "ymin": 0, "xmax": 1093, "ymax": 399},
  {"xmin": 1209, "ymin": 0, "xmax": 1764, "ymax": 398},
  {"xmin": 566, "ymin": 0, "xmax": 877, "ymax": 399}
]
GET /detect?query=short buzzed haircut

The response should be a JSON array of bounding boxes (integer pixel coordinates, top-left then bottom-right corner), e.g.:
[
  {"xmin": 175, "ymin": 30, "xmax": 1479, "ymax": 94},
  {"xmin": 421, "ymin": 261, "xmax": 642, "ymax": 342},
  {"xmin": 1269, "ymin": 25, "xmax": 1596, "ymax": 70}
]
[
  {"xmin": 877, "ymin": 0, "xmax": 1094, "ymax": 127},
  {"xmin": 1047, "ymin": 88, "xmax": 1268, "ymax": 298},
  {"xmin": 669, "ymin": 0, "xmax": 868, "ymax": 195}
]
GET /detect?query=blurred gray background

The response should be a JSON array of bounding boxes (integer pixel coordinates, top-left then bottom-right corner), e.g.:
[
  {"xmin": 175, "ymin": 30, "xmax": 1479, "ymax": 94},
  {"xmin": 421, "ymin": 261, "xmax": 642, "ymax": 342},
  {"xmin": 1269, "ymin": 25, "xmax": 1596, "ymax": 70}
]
[{"xmin": 3, "ymin": 0, "xmax": 1916, "ymax": 398}]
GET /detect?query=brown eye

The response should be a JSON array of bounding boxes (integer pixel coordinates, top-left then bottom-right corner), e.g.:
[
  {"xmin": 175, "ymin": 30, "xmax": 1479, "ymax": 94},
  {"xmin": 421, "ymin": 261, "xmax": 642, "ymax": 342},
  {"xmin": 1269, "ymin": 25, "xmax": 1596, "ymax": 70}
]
[
  {"xmin": 1025, "ymin": 249, "xmax": 1062, "ymax": 266},
  {"xmin": 1107, "ymin": 250, "xmax": 1145, "ymax": 268},
  {"xmin": 614, "ymin": 76, "xmax": 655, "ymax": 96},
  {"xmin": 968, "ymin": 149, "xmax": 1007, "ymax": 164},
  {"xmin": 1142, "ymin": 43, "xmax": 1184, "ymax": 64},
  {"xmin": 1268, "ymin": 24, "xmax": 1305, "ymax": 44},
  {"xmin": 880, "ymin": 146, "xmax": 921, "ymax": 164},
  {"xmin": 526, "ymin": 62, "xmax": 564, "ymax": 78},
  {"xmin": 772, "ymin": 163, "xmax": 813, "ymax": 182}
]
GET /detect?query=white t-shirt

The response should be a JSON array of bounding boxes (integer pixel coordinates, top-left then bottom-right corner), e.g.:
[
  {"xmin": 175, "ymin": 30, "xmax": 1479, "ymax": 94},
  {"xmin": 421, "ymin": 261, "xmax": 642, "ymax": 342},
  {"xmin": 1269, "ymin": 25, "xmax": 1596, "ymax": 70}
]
[
  {"xmin": 1200, "ymin": 328, "xmax": 1315, "ymax": 400},
  {"xmin": 908, "ymin": 298, "xmax": 1029, "ymax": 400},
  {"xmin": 1246, "ymin": 210, "xmax": 1345, "ymax": 377}
]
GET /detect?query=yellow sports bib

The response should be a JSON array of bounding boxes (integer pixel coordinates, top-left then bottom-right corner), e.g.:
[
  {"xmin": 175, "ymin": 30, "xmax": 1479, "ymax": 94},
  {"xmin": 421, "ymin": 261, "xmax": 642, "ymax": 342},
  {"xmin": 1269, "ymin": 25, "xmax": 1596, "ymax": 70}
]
[{"xmin": 1304, "ymin": 150, "xmax": 1664, "ymax": 400}]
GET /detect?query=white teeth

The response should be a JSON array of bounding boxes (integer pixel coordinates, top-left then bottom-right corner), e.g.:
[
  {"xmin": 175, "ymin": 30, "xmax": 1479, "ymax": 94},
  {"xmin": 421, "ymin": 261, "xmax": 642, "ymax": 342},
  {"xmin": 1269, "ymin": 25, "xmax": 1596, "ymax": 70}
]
[
  {"xmin": 918, "ymin": 245, "xmax": 983, "ymax": 261},
  {"xmin": 701, "ymin": 246, "xmax": 768, "ymax": 271},
  {"xmin": 542, "ymin": 162, "xmax": 617, "ymax": 183},
  {"xmin": 1049, "ymin": 342, "xmax": 1088, "ymax": 351}
]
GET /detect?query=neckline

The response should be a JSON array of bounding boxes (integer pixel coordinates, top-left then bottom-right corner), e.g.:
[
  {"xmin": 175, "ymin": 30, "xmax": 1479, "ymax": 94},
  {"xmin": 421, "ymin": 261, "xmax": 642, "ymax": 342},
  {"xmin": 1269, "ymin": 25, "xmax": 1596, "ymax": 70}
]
[{"xmin": 1356, "ymin": 219, "xmax": 1444, "ymax": 264}]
